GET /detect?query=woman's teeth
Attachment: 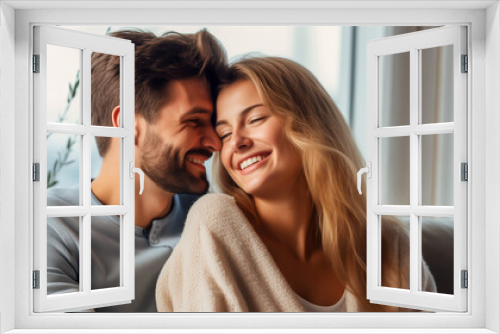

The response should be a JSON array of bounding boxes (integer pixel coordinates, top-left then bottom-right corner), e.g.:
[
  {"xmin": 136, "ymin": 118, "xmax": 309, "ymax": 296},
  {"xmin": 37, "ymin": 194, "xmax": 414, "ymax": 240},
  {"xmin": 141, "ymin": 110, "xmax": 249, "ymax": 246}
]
[
  {"xmin": 187, "ymin": 157, "xmax": 204, "ymax": 165},
  {"xmin": 240, "ymin": 155, "xmax": 265, "ymax": 170}
]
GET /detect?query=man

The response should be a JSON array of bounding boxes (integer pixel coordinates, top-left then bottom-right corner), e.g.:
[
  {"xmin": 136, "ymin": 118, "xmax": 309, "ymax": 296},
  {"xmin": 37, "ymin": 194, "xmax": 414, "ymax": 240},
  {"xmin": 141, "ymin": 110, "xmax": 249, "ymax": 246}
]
[{"xmin": 47, "ymin": 29, "xmax": 227, "ymax": 312}]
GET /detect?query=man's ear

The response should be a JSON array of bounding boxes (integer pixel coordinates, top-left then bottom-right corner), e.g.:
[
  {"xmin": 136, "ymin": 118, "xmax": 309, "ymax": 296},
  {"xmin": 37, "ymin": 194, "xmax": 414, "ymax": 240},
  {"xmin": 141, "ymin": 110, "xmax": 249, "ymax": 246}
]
[
  {"xmin": 135, "ymin": 114, "xmax": 145, "ymax": 146},
  {"xmin": 111, "ymin": 106, "xmax": 121, "ymax": 127}
]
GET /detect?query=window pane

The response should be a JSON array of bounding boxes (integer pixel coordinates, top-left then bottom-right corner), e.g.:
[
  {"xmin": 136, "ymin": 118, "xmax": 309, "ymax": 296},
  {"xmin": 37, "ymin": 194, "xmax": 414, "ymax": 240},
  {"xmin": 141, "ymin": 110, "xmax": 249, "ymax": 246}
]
[
  {"xmin": 379, "ymin": 52, "xmax": 410, "ymax": 127},
  {"xmin": 421, "ymin": 216, "xmax": 454, "ymax": 295},
  {"xmin": 91, "ymin": 52, "xmax": 121, "ymax": 128},
  {"xmin": 47, "ymin": 216, "xmax": 81, "ymax": 295},
  {"xmin": 380, "ymin": 215, "xmax": 410, "ymax": 290},
  {"xmin": 46, "ymin": 45, "xmax": 81, "ymax": 124},
  {"xmin": 421, "ymin": 45, "xmax": 454, "ymax": 124},
  {"xmin": 91, "ymin": 136, "xmax": 121, "ymax": 205},
  {"xmin": 91, "ymin": 215, "xmax": 121, "ymax": 290},
  {"xmin": 421, "ymin": 133, "xmax": 454, "ymax": 206},
  {"xmin": 380, "ymin": 136, "xmax": 410, "ymax": 205},
  {"xmin": 47, "ymin": 133, "xmax": 81, "ymax": 206}
]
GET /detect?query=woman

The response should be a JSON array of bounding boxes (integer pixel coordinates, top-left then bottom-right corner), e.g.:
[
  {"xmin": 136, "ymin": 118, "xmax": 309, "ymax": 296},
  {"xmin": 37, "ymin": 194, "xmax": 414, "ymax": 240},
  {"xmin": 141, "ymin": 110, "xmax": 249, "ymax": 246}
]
[{"xmin": 156, "ymin": 56, "xmax": 436, "ymax": 312}]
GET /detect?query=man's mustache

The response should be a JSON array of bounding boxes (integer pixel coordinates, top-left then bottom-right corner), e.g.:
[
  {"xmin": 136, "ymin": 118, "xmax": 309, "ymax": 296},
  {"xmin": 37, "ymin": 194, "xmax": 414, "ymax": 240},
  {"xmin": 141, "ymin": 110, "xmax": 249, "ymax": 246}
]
[{"xmin": 185, "ymin": 148, "xmax": 213, "ymax": 160}]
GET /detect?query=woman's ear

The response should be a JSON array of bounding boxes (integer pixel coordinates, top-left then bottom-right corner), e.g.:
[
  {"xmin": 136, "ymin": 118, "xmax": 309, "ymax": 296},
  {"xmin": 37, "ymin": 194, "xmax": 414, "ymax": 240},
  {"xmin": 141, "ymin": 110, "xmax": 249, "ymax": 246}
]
[{"xmin": 111, "ymin": 106, "xmax": 121, "ymax": 127}]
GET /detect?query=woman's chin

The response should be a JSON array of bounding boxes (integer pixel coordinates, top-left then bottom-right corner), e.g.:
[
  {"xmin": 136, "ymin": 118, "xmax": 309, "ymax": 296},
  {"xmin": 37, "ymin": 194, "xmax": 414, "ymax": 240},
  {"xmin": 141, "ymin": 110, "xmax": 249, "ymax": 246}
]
[{"xmin": 240, "ymin": 184, "xmax": 274, "ymax": 199}]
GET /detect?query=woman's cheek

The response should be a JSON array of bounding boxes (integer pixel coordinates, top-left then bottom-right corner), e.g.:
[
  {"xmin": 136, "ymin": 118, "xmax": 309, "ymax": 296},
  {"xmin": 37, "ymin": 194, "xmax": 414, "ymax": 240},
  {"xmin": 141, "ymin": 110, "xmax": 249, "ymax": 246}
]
[{"xmin": 221, "ymin": 151, "xmax": 232, "ymax": 173}]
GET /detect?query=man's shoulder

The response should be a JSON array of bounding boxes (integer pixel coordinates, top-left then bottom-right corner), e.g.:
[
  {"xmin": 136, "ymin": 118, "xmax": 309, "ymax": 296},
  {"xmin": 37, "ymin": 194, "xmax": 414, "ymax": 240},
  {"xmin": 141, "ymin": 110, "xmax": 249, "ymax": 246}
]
[
  {"xmin": 176, "ymin": 193, "xmax": 203, "ymax": 209},
  {"xmin": 47, "ymin": 187, "xmax": 80, "ymax": 206}
]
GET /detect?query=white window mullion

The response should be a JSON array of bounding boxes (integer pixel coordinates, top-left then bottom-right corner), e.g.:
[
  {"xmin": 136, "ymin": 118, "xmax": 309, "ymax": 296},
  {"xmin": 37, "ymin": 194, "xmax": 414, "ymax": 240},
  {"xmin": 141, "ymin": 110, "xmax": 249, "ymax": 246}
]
[
  {"xmin": 82, "ymin": 48, "xmax": 92, "ymax": 295},
  {"xmin": 373, "ymin": 124, "xmax": 454, "ymax": 138},
  {"xmin": 413, "ymin": 123, "xmax": 454, "ymax": 135},
  {"xmin": 46, "ymin": 123, "xmax": 129, "ymax": 137},
  {"xmin": 365, "ymin": 46, "xmax": 378, "ymax": 297},
  {"xmin": 409, "ymin": 47, "xmax": 419, "ymax": 294},
  {"xmin": 372, "ymin": 205, "xmax": 411, "ymax": 215},
  {"xmin": 33, "ymin": 28, "xmax": 49, "ymax": 308},
  {"xmin": 412, "ymin": 206, "xmax": 454, "ymax": 216},
  {"xmin": 453, "ymin": 26, "xmax": 468, "ymax": 309},
  {"xmin": 122, "ymin": 50, "xmax": 135, "ymax": 296},
  {"xmin": 372, "ymin": 126, "xmax": 411, "ymax": 138}
]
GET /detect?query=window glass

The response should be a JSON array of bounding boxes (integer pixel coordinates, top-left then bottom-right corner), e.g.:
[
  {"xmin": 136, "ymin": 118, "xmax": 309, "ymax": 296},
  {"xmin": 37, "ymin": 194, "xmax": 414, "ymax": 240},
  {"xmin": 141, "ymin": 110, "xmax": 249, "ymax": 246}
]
[
  {"xmin": 421, "ymin": 45, "xmax": 454, "ymax": 124},
  {"xmin": 379, "ymin": 52, "xmax": 410, "ymax": 127},
  {"xmin": 421, "ymin": 133, "xmax": 454, "ymax": 206},
  {"xmin": 46, "ymin": 133, "xmax": 81, "ymax": 206},
  {"xmin": 91, "ymin": 136, "xmax": 121, "ymax": 205},
  {"xmin": 380, "ymin": 215, "xmax": 410, "ymax": 290},
  {"xmin": 380, "ymin": 136, "xmax": 410, "ymax": 205},
  {"xmin": 46, "ymin": 44, "xmax": 81, "ymax": 124},
  {"xmin": 420, "ymin": 216, "xmax": 454, "ymax": 294}
]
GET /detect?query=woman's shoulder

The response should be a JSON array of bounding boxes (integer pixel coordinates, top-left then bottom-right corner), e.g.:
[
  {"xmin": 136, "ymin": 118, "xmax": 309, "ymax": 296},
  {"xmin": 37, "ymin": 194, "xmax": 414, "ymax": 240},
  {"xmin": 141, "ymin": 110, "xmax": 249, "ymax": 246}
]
[
  {"xmin": 381, "ymin": 217, "xmax": 410, "ymax": 257},
  {"xmin": 185, "ymin": 193, "xmax": 251, "ymax": 234},
  {"xmin": 381, "ymin": 217, "xmax": 410, "ymax": 241},
  {"xmin": 190, "ymin": 193, "xmax": 239, "ymax": 217},
  {"xmin": 192, "ymin": 193, "xmax": 236, "ymax": 207}
]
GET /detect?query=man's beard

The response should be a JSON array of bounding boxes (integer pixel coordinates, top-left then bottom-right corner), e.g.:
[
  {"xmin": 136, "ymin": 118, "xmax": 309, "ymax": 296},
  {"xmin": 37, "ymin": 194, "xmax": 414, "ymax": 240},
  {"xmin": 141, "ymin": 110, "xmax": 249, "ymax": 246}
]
[{"xmin": 140, "ymin": 130, "xmax": 211, "ymax": 194}]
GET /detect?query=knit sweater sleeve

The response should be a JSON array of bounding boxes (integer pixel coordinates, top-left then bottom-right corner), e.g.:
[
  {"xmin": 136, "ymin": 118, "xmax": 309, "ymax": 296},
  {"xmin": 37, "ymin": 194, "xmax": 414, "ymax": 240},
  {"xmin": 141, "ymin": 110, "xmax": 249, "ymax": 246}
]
[
  {"xmin": 155, "ymin": 193, "xmax": 304, "ymax": 312},
  {"xmin": 155, "ymin": 194, "xmax": 249, "ymax": 312}
]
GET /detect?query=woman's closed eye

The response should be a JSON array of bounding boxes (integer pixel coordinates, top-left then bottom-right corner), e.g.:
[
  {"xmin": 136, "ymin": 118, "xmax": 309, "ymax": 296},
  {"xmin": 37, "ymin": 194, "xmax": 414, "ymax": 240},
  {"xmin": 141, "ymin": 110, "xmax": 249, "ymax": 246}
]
[
  {"xmin": 219, "ymin": 132, "xmax": 232, "ymax": 141},
  {"xmin": 249, "ymin": 116, "xmax": 267, "ymax": 125}
]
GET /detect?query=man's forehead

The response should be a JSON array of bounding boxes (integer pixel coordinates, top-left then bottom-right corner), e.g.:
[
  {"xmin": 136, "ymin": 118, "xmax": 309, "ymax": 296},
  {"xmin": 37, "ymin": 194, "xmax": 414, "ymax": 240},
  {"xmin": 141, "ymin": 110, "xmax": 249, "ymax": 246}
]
[
  {"xmin": 158, "ymin": 78, "xmax": 214, "ymax": 120},
  {"xmin": 165, "ymin": 77, "xmax": 212, "ymax": 103}
]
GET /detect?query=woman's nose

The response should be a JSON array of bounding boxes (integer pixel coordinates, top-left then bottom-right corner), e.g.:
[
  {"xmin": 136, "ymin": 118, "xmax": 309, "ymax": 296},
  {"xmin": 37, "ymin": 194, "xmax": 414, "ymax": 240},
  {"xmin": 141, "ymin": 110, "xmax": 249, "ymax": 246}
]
[{"xmin": 230, "ymin": 130, "xmax": 251, "ymax": 152}]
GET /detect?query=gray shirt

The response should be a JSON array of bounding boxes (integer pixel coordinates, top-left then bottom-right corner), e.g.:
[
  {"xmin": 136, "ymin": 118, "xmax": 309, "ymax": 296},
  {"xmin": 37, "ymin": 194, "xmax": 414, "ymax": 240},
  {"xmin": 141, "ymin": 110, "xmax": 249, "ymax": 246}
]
[{"xmin": 47, "ymin": 187, "xmax": 199, "ymax": 312}]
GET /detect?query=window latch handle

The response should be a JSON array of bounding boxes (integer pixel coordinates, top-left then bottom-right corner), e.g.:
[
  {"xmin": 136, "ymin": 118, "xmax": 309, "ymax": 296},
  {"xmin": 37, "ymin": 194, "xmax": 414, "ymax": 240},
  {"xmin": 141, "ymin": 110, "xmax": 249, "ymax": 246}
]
[
  {"xmin": 129, "ymin": 162, "xmax": 145, "ymax": 195},
  {"xmin": 357, "ymin": 162, "xmax": 371, "ymax": 195}
]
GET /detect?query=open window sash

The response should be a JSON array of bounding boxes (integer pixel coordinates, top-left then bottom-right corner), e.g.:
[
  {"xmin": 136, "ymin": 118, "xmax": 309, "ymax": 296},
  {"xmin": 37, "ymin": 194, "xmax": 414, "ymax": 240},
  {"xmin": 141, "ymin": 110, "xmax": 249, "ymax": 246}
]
[
  {"xmin": 33, "ymin": 26, "xmax": 136, "ymax": 312},
  {"xmin": 365, "ymin": 26, "xmax": 467, "ymax": 312}
]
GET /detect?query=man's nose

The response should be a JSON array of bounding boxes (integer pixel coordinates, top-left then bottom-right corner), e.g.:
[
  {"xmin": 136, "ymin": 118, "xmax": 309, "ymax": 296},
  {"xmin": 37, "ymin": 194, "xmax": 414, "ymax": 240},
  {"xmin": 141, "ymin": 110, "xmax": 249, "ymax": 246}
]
[{"xmin": 201, "ymin": 126, "xmax": 222, "ymax": 152}]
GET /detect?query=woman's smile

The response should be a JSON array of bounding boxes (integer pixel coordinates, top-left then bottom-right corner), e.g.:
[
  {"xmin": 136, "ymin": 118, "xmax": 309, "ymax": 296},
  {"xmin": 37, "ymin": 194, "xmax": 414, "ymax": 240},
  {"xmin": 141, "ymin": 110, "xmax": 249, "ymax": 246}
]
[{"xmin": 237, "ymin": 152, "xmax": 272, "ymax": 175}]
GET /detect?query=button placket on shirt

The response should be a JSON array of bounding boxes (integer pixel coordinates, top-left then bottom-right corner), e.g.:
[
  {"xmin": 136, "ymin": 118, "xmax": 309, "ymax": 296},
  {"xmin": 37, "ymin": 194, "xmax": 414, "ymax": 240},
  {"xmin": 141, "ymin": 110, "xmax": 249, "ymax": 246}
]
[{"xmin": 149, "ymin": 221, "xmax": 162, "ymax": 245}]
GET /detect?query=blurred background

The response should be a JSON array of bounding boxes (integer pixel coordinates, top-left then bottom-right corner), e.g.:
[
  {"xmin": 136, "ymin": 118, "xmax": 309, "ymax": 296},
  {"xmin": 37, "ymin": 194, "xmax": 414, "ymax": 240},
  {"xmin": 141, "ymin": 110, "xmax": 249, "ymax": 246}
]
[{"xmin": 46, "ymin": 25, "xmax": 454, "ymax": 295}]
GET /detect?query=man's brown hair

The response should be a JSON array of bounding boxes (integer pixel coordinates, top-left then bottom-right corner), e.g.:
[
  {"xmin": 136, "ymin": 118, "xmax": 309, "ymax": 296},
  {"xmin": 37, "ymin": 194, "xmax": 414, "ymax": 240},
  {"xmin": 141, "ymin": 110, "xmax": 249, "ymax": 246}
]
[{"xmin": 91, "ymin": 29, "xmax": 227, "ymax": 156}]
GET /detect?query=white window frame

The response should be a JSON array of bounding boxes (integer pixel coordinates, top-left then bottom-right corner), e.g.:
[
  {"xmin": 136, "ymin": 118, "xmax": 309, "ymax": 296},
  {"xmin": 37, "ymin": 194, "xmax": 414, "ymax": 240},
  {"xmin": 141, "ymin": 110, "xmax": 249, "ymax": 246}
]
[
  {"xmin": 365, "ymin": 26, "xmax": 467, "ymax": 312},
  {"xmin": 33, "ymin": 25, "xmax": 136, "ymax": 312},
  {"xmin": 1, "ymin": 1, "xmax": 498, "ymax": 333}
]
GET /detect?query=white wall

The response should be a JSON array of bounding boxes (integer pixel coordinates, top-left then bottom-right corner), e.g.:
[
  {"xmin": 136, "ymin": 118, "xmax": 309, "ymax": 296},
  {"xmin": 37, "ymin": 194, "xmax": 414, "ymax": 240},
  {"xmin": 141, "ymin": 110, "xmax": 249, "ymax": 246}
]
[
  {"xmin": 485, "ymin": 2, "xmax": 500, "ymax": 333},
  {"xmin": 0, "ymin": 2, "xmax": 16, "ymax": 333},
  {"xmin": 6, "ymin": 5, "xmax": 493, "ymax": 331}
]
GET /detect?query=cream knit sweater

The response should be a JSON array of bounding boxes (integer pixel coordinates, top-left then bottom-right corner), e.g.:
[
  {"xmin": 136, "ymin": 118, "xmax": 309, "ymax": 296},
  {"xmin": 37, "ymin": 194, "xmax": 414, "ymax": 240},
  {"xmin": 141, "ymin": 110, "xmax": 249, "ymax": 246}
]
[{"xmin": 155, "ymin": 194, "xmax": 436, "ymax": 312}]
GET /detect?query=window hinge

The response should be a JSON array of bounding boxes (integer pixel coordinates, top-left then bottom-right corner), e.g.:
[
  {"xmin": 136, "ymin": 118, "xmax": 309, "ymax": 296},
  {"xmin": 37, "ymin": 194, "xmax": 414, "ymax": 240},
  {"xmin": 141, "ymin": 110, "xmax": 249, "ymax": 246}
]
[
  {"xmin": 33, "ymin": 54, "xmax": 40, "ymax": 73},
  {"xmin": 461, "ymin": 270, "xmax": 468, "ymax": 289},
  {"xmin": 461, "ymin": 162, "xmax": 468, "ymax": 181},
  {"xmin": 461, "ymin": 54, "xmax": 468, "ymax": 73},
  {"xmin": 33, "ymin": 163, "xmax": 40, "ymax": 182},
  {"xmin": 33, "ymin": 270, "xmax": 40, "ymax": 289}
]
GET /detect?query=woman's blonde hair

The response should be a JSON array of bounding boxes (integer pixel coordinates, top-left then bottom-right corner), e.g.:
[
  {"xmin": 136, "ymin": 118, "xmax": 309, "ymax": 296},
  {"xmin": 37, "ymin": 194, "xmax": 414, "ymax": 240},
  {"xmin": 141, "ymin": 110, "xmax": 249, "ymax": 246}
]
[{"xmin": 214, "ymin": 56, "xmax": 405, "ymax": 312}]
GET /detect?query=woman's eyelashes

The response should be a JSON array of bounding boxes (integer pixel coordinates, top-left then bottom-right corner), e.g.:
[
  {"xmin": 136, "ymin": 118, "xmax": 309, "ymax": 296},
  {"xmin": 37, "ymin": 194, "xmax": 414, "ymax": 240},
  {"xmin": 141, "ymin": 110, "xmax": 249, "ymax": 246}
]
[
  {"xmin": 218, "ymin": 115, "xmax": 268, "ymax": 142},
  {"xmin": 219, "ymin": 132, "xmax": 231, "ymax": 141},
  {"xmin": 249, "ymin": 116, "xmax": 267, "ymax": 125}
]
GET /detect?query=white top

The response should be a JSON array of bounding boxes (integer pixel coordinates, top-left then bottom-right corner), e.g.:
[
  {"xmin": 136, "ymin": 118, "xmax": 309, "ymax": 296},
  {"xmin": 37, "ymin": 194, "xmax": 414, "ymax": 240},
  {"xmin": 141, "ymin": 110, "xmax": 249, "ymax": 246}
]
[{"xmin": 294, "ymin": 290, "xmax": 347, "ymax": 312}]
